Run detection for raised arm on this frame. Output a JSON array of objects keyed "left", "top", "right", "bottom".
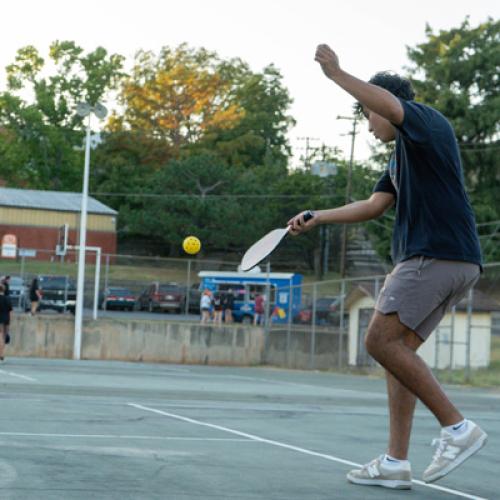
[
  {"left": 287, "top": 192, "right": 395, "bottom": 235},
  {"left": 315, "top": 44, "right": 404, "bottom": 125}
]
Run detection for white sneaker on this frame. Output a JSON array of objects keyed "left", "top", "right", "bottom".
[
  {"left": 423, "top": 421, "right": 487, "bottom": 483},
  {"left": 347, "top": 455, "right": 412, "bottom": 490}
]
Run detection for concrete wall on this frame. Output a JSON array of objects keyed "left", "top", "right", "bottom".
[
  {"left": 265, "top": 327, "right": 348, "bottom": 370},
  {"left": 8, "top": 315, "right": 264, "bottom": 365}
]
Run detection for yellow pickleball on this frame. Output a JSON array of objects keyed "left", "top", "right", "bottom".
[{"left": 183, "top": 236, "right": 201, "bottom": 255}]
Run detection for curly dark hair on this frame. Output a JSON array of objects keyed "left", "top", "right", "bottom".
[
  {"left": 370, "top": 71, "right": 415, "bottom": 99},
  {"left": 355, "top": 71, "right": 415, "bottom": 116}
]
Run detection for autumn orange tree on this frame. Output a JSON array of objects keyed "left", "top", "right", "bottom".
[{"left": 93, "top": 44, "right": 296, "bottom": 256}]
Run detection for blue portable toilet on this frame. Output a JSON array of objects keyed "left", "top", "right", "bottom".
[{"left": 198, "top": 271, "right": 302, "bottom": 324}]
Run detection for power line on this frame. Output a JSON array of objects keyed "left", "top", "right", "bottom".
[{"left": 90, "top": 192, "right": 340, "bottom": 199}]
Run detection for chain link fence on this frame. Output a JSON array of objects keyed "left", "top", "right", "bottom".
[{"left": 1, "top": 250, "right": 499, "bottom": 381}]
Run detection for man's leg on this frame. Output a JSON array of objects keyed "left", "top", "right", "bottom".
[
  {"left": 385, "top": 327, "right": 421, "bottom": 459},
  {"left": 366, "top": 311, "right": 462, "bottom": 426},
  {"left": 386, "top": 371, "right": 416, "bottom": 459}
]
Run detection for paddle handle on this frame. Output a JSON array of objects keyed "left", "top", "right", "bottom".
[{"left": 303, "top": 210, "right": 314, "bottom": 222}]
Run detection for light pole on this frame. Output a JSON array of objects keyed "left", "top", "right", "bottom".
[
  {"left": 337, "top": 115, "right": 358, "bottom": 278},
  {"left": 73, "top": 102, "right": 107, "bottom": 360}
]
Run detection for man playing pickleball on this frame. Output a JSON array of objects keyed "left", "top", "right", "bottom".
[{"left": 288, "top": 44, "right": 487, "bottom": 489}]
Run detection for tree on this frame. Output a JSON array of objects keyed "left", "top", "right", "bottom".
[
  {"left": 109, "top": 45, "right": 245, "bottom": 147},
  {"left": 406, "top": 17, "right": 500, "bottom": 260},
  {"left": 108, "top": 44, "right": 294, "bottom": 168},
  {"left": 363, "top": 18, "right": 500, "bottom": 263},
  {"left": 96, "top": 44, "right": 296, "bottom": 254},
  {"left": 119, "top": 153, "right": 242, "bottom": 256},
  {"left": 0, "top": 41, "right": 124, "bottom": 190}
]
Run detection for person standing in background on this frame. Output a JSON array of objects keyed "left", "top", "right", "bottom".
[
  {"left": 29, "top": 278, "right": 41, "bottom": 316},
  {"left": 223, "top": 289, "right": 234, "bottom": 324},
  {"left": 254, "top": 293, "right": 265, "bottom": 326},
  {"left": 0, "top": 284, "right": 12, "bottom": 361},
  {"left": 200, "top": 290, "right": 212, "bottom": 324},
  {"left": 2, "top": 276, "right": 10, "bottom": 297}
]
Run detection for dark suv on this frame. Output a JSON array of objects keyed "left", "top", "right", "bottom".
[
  {"left": 36, "top": 275, "right": 77, "bottom": 314},
  {"left": 137, "top": 282, "right": 187, "bottom": 313}
]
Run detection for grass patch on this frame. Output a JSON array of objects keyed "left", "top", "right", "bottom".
[
  {"left": 0, "top": 258, "right": 201, "bottom": 286},
  {"left": 1, "top": 257, "right": 347, "bottom": 289}
]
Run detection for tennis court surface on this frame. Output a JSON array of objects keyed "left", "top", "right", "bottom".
[{"left": 0, "top": 358, "right": 498, "bottom": 499}]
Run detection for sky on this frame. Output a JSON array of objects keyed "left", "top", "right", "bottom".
[{"left": 2, "top": 0, "right": 499, "bottom": 167}]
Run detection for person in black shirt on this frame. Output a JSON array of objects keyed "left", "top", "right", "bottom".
[
  {"left": 0, "top": 284, "right": 12, "bottom": 361},
  {"left": 2, "top": 276, "right": 10, "bottom": 296},
  {"left": 288, "top": 44, "right": 486, "bottom": 488},
  {"left": 29, "top": 278, "right": 41, "bottom": 316},
  {"left": 222, "top": 289, "right": 235, "bottom": 324}
]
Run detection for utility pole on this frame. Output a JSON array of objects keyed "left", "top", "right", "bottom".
[
  {"left": 296, "top": 136, "right": 319, "bottom": 169},
  {"left": 310, "top": 145, "right": 338, "bottom": 279},
  {"left": 337, "top": 115, "right": 358, "bottom": 278}
]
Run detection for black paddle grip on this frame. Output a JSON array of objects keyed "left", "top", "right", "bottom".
[{"left": 303, "top": 210, "right": 315, "bottom": 223}]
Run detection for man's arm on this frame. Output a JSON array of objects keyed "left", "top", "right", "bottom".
[
  {"left": 315, "top": 44, "right": 404, "bottom": 125},
  {"left": 287, "top": 192, "right": 395, "bottom": 235}
]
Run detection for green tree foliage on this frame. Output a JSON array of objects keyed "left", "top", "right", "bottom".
[
  {"left": 93, "top": 44, "right": 297, "bottom": 257},
  {"left": 406, "top": 17, "right": 500, "bottom": 261},
  {"left": 122, "top": 154, "right": 242, "bottom": 256},
  {"left": 0, "top": 41, "right": 124, "bottom": 189},
  {"left": 364, "top": 18, "right": 500, "bottom": 263}
]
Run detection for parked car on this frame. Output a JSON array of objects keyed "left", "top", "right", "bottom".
[
  {"left": 137, "top": 282, "right": 187, "bottom": 313},
  {"left": 99, "top": 287, "right": 136, "bottom": 311},
  {"left": 27, "top": 275, "right": 77, "bottom": 314},
  {"left": 293, "top": 296, "right": 346, "bottom": 325},
  {"left": 6, "top": 276, "right": 26, "bottom": 308}
]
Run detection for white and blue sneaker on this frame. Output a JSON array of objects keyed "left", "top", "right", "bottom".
[
  {"left": 423, "top": 420, "right": 487, "bottom": 483},
  {"left": 347, "top": 455, "right": 412, "bottom": 489}
]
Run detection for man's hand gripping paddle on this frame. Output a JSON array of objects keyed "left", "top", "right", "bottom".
[{"left": 240, "top": 211, "right": 314, "bottom": 272}]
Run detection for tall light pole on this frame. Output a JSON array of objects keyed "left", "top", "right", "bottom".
[
  {"left": 337, "top": 115, "right": 358, "bottom": 278},
  {"left": 73, "top": 102, "right": 107, "bottom": 360}
]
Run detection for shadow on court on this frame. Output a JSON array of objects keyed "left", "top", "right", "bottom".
[{"left": 0, "top": 358, "right": 497, "bottom": 499}]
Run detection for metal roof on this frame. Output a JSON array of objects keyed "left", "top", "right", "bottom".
[{"left": 0, "top": 187, "right": 117, "bottom": 215}]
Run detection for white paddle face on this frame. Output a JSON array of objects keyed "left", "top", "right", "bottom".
[
  {"left": 240, "top": 227, "right": 290, "bottom": 271},
  {"left": 240, "top": 211, "right": 314, "bottom": 272}
]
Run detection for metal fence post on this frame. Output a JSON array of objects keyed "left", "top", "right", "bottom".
[
  {"left": 286, "top": 279, "right": 293, "bottom": 368},
  {"left": 374, "top": 277, "right": 380, "bottom": 299},
  {"left": 310, "top": 283, "right": 317, "bottom": 370},
  {"left": 184, "top": 259, "right": 192, "bottom": 316},
  {"left": 465, "top": 288, "right": 473, "bottom": 383},
  {"left": 104, "top": 254, "right": 110, "bottom": 291},
  {"left": 263, "top": 261, "right": 272, "bottom": 364},
  {"left": 435, "top": 326, "right": 440, "bottom": 369},
  {"left": 93, "top": 248, "right": 101, "bottom": 320},
  {"left": 20, "top": 255, "right": 25, "bottom": 283},
  {"left": 338, "top": 279, "right": 346, "bottom": 368},
  {"left": 64, "top": 274, "right": 69, "bottom": 314},
  {"left": 449, "top": 305, "right": 456, "bottom": 381}
]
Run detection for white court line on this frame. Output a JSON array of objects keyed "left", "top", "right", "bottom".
[
  {"left": 0, "top": 431, "right": 249, "bottom": 441},
  {"left": 0, "top": 369, "right": 37, "bottom": 382},
  {"left": 128, "top": 402, "right": 487, "bottom": 500}
]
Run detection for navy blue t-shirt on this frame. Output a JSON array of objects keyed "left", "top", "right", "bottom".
[{"left": 373, "top": 99, "right": 482, "bottom": 267}]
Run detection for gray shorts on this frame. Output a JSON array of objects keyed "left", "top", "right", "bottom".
[{"left": 375, "top": 256, "right": 480, "bottom": 340}]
